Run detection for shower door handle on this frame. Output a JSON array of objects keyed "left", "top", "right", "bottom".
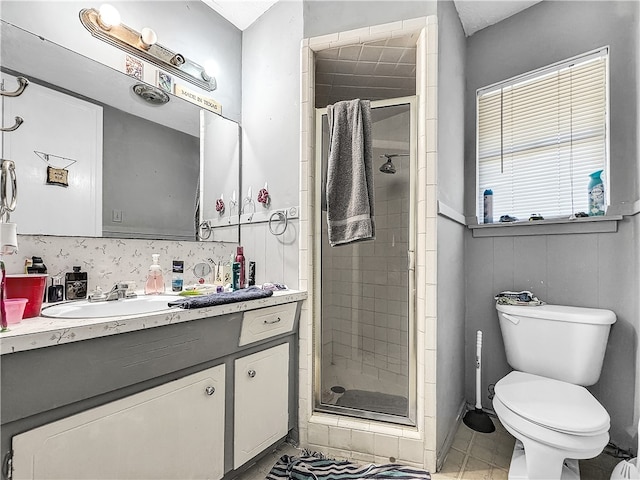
[{"left": 407, "top": 250, "right": 415, "bottom": 272}]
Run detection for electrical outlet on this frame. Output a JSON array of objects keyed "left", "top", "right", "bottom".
[{"left": 112, "top": 209, "right": 122, "bottom": 223}]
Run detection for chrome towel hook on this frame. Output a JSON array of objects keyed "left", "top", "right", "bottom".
[
  {"left": 0, "top": 76, "right": 29, "bottom": 97},
  {"left": 0, "top": 116, "right": 23, "bottom": 132}
]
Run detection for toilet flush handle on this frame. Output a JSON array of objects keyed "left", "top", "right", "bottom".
[{"left": 501, "top": 313, "right": 520, "bottom": 325}]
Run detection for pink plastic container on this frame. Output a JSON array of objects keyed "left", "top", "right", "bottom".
[
  {"left": 4, "top": 298, "right": 29, "bottom": 324},
  {"left": 5, "top": 274, "right": 47, "bottom": 318}
]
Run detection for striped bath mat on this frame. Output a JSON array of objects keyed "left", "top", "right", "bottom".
[{"left": 265, "top": 452, "right": 431, "bottom": 480}]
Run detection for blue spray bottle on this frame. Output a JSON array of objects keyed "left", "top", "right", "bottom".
[
  {"left": 588, "top": 170, "right": 605, "bottom": 216},
  {"left": 483, "top": 189, "right": 493, "bottom": 224}
]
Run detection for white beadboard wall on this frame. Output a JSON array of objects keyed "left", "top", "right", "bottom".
[{"left": 240, "top": 219, "right": 300, "bottom": 289}]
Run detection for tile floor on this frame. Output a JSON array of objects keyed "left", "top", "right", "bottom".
[
  {"left": 233, "top": 418, "right": 622, "bottom": 480},
  {"left": 433, "top": 418, "right": 620, "bottom": 479}
]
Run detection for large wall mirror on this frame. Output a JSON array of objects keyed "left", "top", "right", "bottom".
[{"left": 0, "top": 21, "right": 240, "bottom": 242}]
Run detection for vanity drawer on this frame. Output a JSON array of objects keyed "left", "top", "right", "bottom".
[{"left": 239, "top": 303, "right": 297, "bottom": 346}]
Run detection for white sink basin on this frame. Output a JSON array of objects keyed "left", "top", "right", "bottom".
[{"left": 41, "top": 295, "right": 179, "bottom": 319}]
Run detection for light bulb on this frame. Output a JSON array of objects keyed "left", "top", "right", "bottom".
[
  {"left": 139, "top": 27, "right": 157, "bottom": 49},
  {"left": 202, "top": 59, "right": 218, "bottom": 82},
  {"left": 98, "top": 4, "right": 120, "bottom": 30}
]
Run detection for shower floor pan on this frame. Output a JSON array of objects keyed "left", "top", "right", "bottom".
[{"left": 336, "top": 389, "right": 408, "bottom": 417}]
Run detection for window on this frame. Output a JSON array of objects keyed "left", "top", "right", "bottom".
[{"left": 476, "top": 48, "right": 609, "bottom": 223}]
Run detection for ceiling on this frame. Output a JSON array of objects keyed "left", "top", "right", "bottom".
[
  {"left": 201, "top": 0, "right": 278, "bottom": 30},
  {"left": 452, "top": 0, "right": 542, "bottom": 36},
  {"left": 315, "top": 34, "right": 418, "bottom": 107},
  {"left": 202, "top": 0, "right": 543, "bottom": 35}
]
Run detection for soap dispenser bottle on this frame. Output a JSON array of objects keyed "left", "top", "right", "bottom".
[{"left": 144, "top": 254, "right": 165, "bottom": 295}]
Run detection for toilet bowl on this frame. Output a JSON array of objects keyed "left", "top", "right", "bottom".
[
  {"left": 493, "top": 371, "right": 609, "bottom": 479},
  {"left": 493, "top": 303, "right": 616, "bottom": 480}
]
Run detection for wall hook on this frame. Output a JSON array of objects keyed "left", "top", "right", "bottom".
[
  {"left": 0, "top": 76, "right": 29, "bottom": 97},
  {"left": 0, "top": 116, "right": 24, "bottom": 132}
]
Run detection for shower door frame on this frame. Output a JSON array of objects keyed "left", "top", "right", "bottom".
[{"left": 313, "top": 96, "right": 418, "bottom": 426}]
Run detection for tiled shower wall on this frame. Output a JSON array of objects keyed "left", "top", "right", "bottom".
[
  {"left": 2, "top": 235, "right": 236, "bottom": 294},
  {"left": 321, "top": 109, "right": 410, "bottom": 397}
]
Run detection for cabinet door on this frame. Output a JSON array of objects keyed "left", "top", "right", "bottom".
[
  {"left": 234, "top": 343, "right": 289, "bottom": 469},
  {"left": 12, "top": 365, "right": 225, "bottom": 480}
]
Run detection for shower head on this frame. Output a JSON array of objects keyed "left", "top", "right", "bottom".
[
  {"left": 379, "top": 153, "right": 409, "bottom": 174},
  {"left": 379, "top": 158, "right": 396, "bottom": 174}
]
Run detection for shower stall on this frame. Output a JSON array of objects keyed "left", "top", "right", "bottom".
[{"left": 315, "top": 97, "right": 416, "bottom": 425}]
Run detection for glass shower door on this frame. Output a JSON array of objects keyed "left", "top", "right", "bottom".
[{"left": 315, "top": 97, "right": 416, "bottom": 425}]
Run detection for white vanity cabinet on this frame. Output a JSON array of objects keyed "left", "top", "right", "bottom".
[
  {"left": 11, "top": 365, "right": 226, "bottom": 480},
  {"left": 234, "top": 343, "right": 289, "bottom": 468},
  {"left": 1, "top": 298, "right": 302, "bottom": 480}
]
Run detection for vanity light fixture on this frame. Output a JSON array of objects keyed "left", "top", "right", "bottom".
[{"left": 79, "top": 5, "right": 217, "bottom": 91}]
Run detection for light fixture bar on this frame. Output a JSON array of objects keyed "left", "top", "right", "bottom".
[{"left": 79, "top": 8, "right": 216, "bottom": 92}]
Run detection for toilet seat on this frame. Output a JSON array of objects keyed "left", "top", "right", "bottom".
[
  {"left": 494, "top": 395, "right": 609, "bottom": 454},
  {"left": 494, "top": 371, "right": 609, "bottom": 436}
]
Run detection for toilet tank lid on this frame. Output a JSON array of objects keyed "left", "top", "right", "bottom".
[{"left": 496, "top": 303, "right": 616, "bottom": 325}]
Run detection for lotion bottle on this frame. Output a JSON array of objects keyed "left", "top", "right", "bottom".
[{"left": 144, "top": 253, "right": 165, "bottom": 295}]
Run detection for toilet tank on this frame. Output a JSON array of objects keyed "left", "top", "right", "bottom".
[{"left": 496, "top": 303, "right": 616, "bottom": 386}]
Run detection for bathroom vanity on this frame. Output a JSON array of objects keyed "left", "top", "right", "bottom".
[{"left": 0, "top": 291, "right": 306, "bottom": 480}]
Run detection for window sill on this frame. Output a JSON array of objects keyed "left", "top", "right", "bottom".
[{"left": 468, "top": 215, "right": 623, "bottom": 237}]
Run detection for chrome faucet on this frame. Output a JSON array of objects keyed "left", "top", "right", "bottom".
[{"left": 88, "top": 283, "right": 137, "bottom": 302}]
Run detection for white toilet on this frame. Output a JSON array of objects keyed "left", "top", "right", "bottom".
[{"left": 493, "top": 303, "right": 616, "bottom": 480}]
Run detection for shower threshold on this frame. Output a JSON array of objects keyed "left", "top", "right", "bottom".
[{"left": 315, "top": 403, "right": 415, "bottom": 427}]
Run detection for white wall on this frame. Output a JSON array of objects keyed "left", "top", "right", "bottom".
[
  {"left": 241, "top": 0, "right": 304, "bottom": 288},
  {"left": 464, "top": 0, "right": 640, "bottom": 451}
]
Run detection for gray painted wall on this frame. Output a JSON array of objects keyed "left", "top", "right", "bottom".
[
  {"left": 435, "top": 0, "right": 466, "bottom": 459},
  {"left": 102, "top": 106, "right": 199, "bottom": 240},
  {"left": 302, "top": 0, "right": 436, "bottom": 38},
  {"left": 464, "top": 1, "right": 639, "bottom": 451}
]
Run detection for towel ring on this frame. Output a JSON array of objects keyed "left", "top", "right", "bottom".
[
  {"left": 1, "top": 159, "right": 17, "bottom": 216},
  {"left": 268, "top": 211, "right": 288, "bottom": 236},
  {"left": 198, "top": 220, "right": 212, "bottom": 240}
]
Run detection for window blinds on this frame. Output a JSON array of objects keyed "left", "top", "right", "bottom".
[{"left": 476, "top": 49, "right": 608, "bottom": 222}]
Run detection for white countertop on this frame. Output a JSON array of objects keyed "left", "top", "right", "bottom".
[{"left": 0, "top": 290, "right": 307, "bottom": 355}]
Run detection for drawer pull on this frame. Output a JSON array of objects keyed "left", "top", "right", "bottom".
[
  {"left": 205, "top": 386, "right": 216, "bottom": 396},
  {"left": 263, "top": 316, "right": 282, "bottom": 325},
  {"left": 247, "top": 369, "right": 256, "bottom": 378}
]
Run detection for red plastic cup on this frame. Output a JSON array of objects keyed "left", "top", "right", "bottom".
[{"left": 5, "top": 274, "right": 48, "bottom": 318}]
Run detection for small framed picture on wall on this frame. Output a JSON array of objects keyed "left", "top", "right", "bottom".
[
  {"left": 125, "top": 55, "right": 143, "bottom": 80},
  {"left": 157, "top": 71, "right": 173, "bottom": 93}
]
